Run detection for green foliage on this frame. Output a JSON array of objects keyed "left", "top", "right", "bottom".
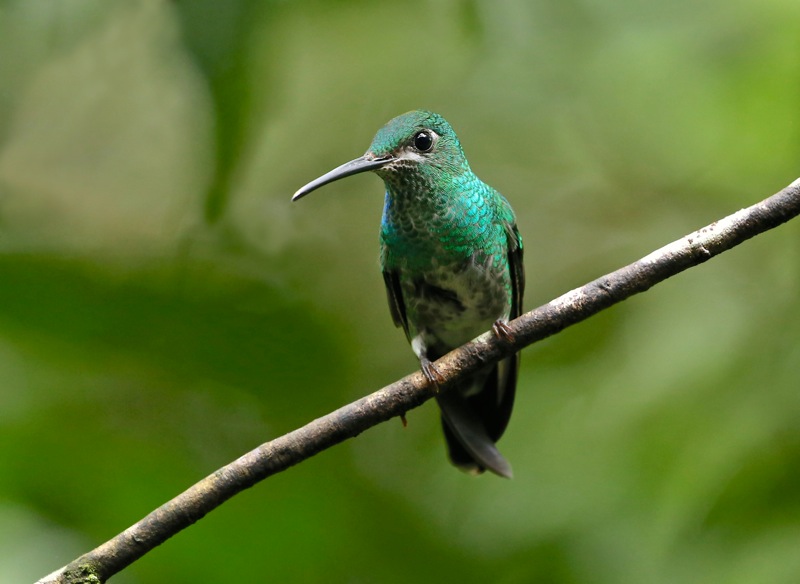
[{"left": 1, "top": 0, "right": 799, "bottom": 582}]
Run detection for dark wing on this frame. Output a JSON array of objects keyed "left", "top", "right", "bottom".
[
  {"left": 487, "top": 220, "right": 525, "bottom": 439},
  {"left": 382, "top": 270, "right": 410, "bottom": 341},
  {"left": 505, "top": 221, "right": 525, "bottom": 320}
]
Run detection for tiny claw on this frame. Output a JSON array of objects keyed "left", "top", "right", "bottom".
[
  {"left": 420, "top": 357, "right": 446, "bottom": 392},
  {"left": 400, "top": 413, "right": 408, "bottom": 428},
  {"left": 493, "top": 319, "right": 515, "bottom": 343}
]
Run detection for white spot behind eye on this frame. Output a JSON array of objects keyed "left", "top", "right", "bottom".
[{"left": 399, "top": 149, "right": 427, "bottom": 163}]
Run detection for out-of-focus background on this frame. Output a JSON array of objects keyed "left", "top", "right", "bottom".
[{"left": 2, "top": 1, "right": 799, "bottom": 582}]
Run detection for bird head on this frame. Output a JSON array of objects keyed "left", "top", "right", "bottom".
[{"left": 292, "top": 110, "right": 469, "bottom": 201}]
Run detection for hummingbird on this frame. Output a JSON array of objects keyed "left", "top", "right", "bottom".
[{"left": 292, "top": 110, "right": 524, "bottom": 478}]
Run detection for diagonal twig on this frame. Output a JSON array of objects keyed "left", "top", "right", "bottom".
[{"left": 37, "top": 178, "right": 800, "bottom": 584}]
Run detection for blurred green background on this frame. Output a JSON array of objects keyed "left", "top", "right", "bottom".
[{"left": 1, "top": 0, "right": 799, "bottom": 582}]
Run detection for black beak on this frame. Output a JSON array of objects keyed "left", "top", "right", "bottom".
[{"left": 291, "top": 155, "right": 393, "bottom": 201}]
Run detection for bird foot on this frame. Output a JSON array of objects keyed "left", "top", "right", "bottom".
[
  {"left": 420, "top": 358, "right": 446, "bottom": 392},
  {"left": 492, "top": 319, "right": 515, "bottom": 343}
]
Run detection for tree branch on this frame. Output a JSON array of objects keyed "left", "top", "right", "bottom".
[{"left": 37, "top": 178, "right": 800, "bottom": 584}]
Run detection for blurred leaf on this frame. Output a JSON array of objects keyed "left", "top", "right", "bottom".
[{"left": 172, "top": 0, "right": 278, "bottom": 223}]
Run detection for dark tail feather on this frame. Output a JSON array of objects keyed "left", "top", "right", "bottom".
[
  {"left": 437, "top": 380, "right": 513, "bottom": 479},
  {"left": 475, "top": 354, "right": 518, "bottom": 441}
]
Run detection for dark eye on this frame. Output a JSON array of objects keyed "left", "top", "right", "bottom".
[{"left": 413, "top": 130, "right": 434, "bottom": 152}]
